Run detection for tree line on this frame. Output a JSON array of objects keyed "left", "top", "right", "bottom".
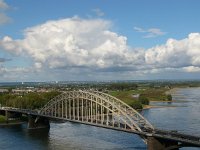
[{"left": 0, "top": 91, "right": 60, "bottom": 109}]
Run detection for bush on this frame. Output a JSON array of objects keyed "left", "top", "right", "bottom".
[
  {"left": 130, "top": 100, "right": 143, "bottom": 110},
  {"left": 166, "top": 94, "right": 172, "bottom": 101},
  {"left": 0, "top": 115, "right": 6, "bottom": 123},
  {"left": 138, "top": 95, "right": 149, "bottom": 105}
]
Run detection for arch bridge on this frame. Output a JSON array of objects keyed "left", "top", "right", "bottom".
[{"left": 39, "top": 90, "right": 153, "bottom": 133}]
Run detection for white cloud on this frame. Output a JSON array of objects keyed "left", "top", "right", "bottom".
[
  {"left": 0, "top": 17, "right": 200, "bottom": 80},
  {"left": 134, "top": 26, "right": 166, "bottom": 38},
  {"left": 92, "top": 8, "right": 105, "bottom": 17},
  {"left": 0, "top": 17, "right": 143, "bottom": 71},
  {"left": 145, "top": 33, "right": 200, "bottom": 69}
]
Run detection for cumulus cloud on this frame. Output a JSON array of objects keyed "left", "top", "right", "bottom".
[
  {"left": 145, "top": 33, "right": 200, "bottom": 71},
  {"left": 0, "top": 17, "right": 144, "bottom": 71},
  {"left": 134, "top": 26, "right": 166, "bottom": 38},
  {"left": 0, "top": 17, "right": 200, "bottom": 81}
]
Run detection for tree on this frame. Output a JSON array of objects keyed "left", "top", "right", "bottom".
[
  {"left": 166, "top": 94, "right": 172, "bottom": 101},
  {"left": 108, "top": 83, "right": 138, "bottom": 91},
  {"left": 138, "top": 95, "right": 149, "bottom": 105},
  {"left": 130, "top": 100, "right": 143, "bottom": 109}
]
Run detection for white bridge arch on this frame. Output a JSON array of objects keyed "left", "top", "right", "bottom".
[{"left": 39, "top": 90, "right": 154, "bottom": 132}]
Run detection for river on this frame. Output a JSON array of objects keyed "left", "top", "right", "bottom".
[{"left": 0, "top": 87, "right": 200, "bottom": 150}]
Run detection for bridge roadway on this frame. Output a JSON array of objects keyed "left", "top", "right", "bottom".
[{"left": 1, "top": 106, "right": 200, "bottom": 149}]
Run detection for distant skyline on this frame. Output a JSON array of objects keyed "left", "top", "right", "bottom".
[{"left": 0, "top": 0, "right": 200, "bottom": 81}]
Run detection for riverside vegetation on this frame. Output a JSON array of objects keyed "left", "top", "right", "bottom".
[
  {"left": 0, "top": 91, "right": 60, "bottom": 109},
  {"left": 0, "top": 115, "right": 6, "bottom": 123}
]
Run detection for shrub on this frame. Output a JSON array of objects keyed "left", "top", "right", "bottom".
[
  {"left": 166, "top": 94, "right": 172, "bottom": 101},
  {"left": 0, "top": 115, "right": 6, "bottom": 123},
  {"left": 130, "top": 100, "right": 143, "bottom": 110},
  {"left": 138, "top": 95, "right": 149, "bottom": 105}
]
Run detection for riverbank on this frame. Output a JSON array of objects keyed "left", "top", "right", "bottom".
[
  {"left": 0, "top": 122, "right": 25, "bottom": 127},
  {"left": 143, "top": 104, "right": 178, "bottom": 109},
  {"left": 0, "top": 115, "right": 25, "bottom": 127}
]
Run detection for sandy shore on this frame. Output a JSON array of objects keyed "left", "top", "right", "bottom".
[
  {"left": 143, "top": 105, "right": 177, "bottom": 109},
  {"left": 150, "top": 100, "right": 175, "bottom": 102}
]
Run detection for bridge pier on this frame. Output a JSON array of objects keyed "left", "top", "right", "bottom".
[
  {"left": 28, "top": 115, "right": 50, "bottom": 129},
  {"left": 147, "top": 136, "right": 179, "bottom": 150},
  {"left": 5, "top": 110, "right": 9, "bottom": 123}
]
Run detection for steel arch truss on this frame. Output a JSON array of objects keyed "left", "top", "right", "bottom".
[{"left": 39, "top": 91, "right": 154, "bottom": 132}]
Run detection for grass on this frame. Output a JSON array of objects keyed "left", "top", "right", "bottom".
[
  {"left": 108, "top": 90, "right": 142, "bottom": 109},
  {"left": 109, "top": 88, "right": 170, "bottom": 103},
  {"left": 109, "top": 90, "right": 136, "bottom": 105},
  {"left": 0, "top": 115, "right": 24, "bottom": 124},
  {"left": 0, "top": 115, "right": 6, "bottom": 123},
  {"left": 141, "top": 88, "right": 169, "bottom": 101}
]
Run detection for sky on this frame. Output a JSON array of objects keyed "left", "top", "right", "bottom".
[{"left": 0, "top": 0, "right": 200, "bottom": 81}]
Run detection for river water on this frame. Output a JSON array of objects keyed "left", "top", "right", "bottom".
[{"left": 0, "top": 88, "right": 200, "bottom": 150}]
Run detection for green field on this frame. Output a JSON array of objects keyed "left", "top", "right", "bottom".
[
  {"left": 140, "top": 88, "right": 170, "bottom": 101},
  {"left": 109, "top": 90, "right": 143, "bottom": 109},
  {"left": 108, "top": 87, "right": 171, "bottom": 109}
]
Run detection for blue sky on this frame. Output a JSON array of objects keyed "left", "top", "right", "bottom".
[{"left": 0, "top": 0, "right": 200, "bottom": 81}]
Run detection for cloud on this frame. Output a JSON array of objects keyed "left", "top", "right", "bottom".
[
  {"left": 0, "top": 17, "right": 200, "bottom": 81},
  {"left": 0, "top": 57, "right": 11, "bottom": 62},
  {"left": 0, "top": 65, "right": 32, "bottom": 81},
  {"left": 134, "top": 26, "right": 166, "bottom": 38},
  {"left": 0, "top": 0, "right": 11, "bottom": 25},
  {"left": 183, "top": 66, "right": 200, "bottom": 72},
  {"left": 145, "top": 33, "right": 200, "bottom": 70},
  {"left": 92, "top": 8, "right": 105, "bottom": 17},
  {"left": 0, "top": 13, "right": 11, "bottom": 24},
  {"left": 0, "top": 0, "right": 8, "bottom": 10},
  {"left": 0, "top": 17, "right": 143, "bottom": 71}
]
